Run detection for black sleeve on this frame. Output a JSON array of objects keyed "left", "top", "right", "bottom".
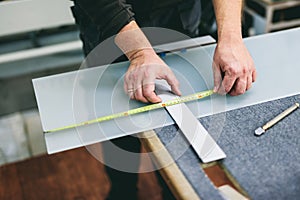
[{"left": 74, "top": 0, "right": 135, "bottom": 39}]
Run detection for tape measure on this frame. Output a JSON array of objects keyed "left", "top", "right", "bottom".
[{"left": 45, "top": 89, "right": 214, "bottom": 133}]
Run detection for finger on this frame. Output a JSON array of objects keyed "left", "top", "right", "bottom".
[
  {"left": 246, "top": 75, "right": 252, "bottom": 91},
  {"left": 229, "top": 77, "right": 247, "bottom": 96},
  {"left": 252, "top": 68, "right": 257, "bottom": 82},
  {"left": 142, "top": 83, "right": 161, "bottom": 103},
  {"left": 212, "top": 63, "right": 222, "bottom": 93},
  {"left": 133, "top": 86, "right": 148, "bottom": 103},
  {"left": 125, "top": 82, "right": 134, "bottom": 99},
  {"left": 126, "top": 72, "right": 135, "bottom": 99},
  {"left": 163, "top": 71, "right": 181, "bottom": 96},
  {"left": 221, "top": 71, "right": 237, "bottom": 95},
  {"left": 124, "top": 73, "right": 131, "bottom": 95},
  {"left": 132, "top": 71, "right": 148, "bottom": 102},
  {"left": 128, "top": 90, "right": 134, "bottom": 99},
  {"left": 142, "top": 72, "right": 162, "bottom": 103}
]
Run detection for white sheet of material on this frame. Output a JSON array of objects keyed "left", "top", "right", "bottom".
[{"left": 33, "top": 28, "right": 300, "bottom": 154}]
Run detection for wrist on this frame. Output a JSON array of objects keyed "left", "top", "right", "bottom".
[
  {"left": 218, "top": 28, "right": 242, "bottom": 44},
  {"left": 127, "top": 48, "right": 156, "bottom": 61}
]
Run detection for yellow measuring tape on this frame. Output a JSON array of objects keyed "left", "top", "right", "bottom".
[{"left": 45, "top": 89, "right": 214, "bottom": 133}]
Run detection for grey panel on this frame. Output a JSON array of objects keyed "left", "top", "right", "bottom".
[{"left": 33, "top": 28, "right": 300, "bottom": 154}]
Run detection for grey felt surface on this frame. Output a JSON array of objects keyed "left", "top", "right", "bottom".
[
  {"left": 155, "top": 125, "right": 225, "bottom": 200},
  {"left": 215, "top": 94, "right": 300, "bottom": 200},
  {"left": 157, "top": 94, "right": 300, "bottom": 199}
]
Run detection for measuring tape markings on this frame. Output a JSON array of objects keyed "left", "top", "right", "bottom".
[{"left": 45, "top": 90, "right": 214, "bottom": 133}]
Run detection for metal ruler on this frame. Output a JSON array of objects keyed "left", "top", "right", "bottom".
[{"left": 156, "top": 81, "right": 226, "bottom": 163}]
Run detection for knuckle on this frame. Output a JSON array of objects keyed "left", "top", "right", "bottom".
[
  {"left": 136, "top": 84, "right": 142, "bottom": 90},
  {"left": 242, "top": 67, "right": 248, "bottom": 74},
  {"left": 228, "top": 67, "right": 238, "bottom": 76},
  {"left": 128, "top": 72, "right": 134, "bottom": 80},
  {"left": 236, "top": 86, "right": 246, "bottom": 95},
  {"left": 143, "top": 70, "right": 150, "bottom": 78},
  {"left": 135, "top": 93, "right": 142, "bottom": 100},
  {"left": 172, "top": 79, "right": 180, "bottom": 87},
  {"left": 125, "top": 73, "right": 130, "bottom": 81},
  {"left": 225, "top": 87, "right": 231, "bottom": 93},
  {"left": 132, "top": 72, "right": 139, "bottom": 81},
  {"left": 222, "top": 83, "right": 230, "bottom": 93}
]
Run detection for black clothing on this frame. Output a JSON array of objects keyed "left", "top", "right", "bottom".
[
  {"left": 72, "top": 0, "right": 200, "bottom": 44},
  {"left": 71, "top": 1, "right": 201, "bottom": 199},
  {"left": 73, "top": 0, "right": 135, "bottom": 41}
]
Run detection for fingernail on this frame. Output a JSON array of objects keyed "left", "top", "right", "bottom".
[
  {"left": 177, "top": 90, "right": 182, "bottom": 96},
  {"left": 155, "top": 97, "right": 162, "bottom": 103},
  {"left": 213, "top": 86, "right": 217, "bottom": 92}
]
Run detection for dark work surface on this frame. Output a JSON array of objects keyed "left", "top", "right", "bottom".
[
  {"left": 155, "top": 125, "right": 225, "bottom": 200},
  {"left": 156, "top": 94, "right": 300, "bottom": 200}
]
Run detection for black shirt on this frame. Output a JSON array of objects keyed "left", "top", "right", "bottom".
[{"left": 72, "top": 0, "right": 182, "bottom": 40}]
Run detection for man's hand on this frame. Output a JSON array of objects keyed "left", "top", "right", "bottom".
[
  {"left": 115, "top": 21, "right": 181, "bottom": 103},
  {"left": 124, "top": 48, "right": 181, "bottom": 103},
  {"left": 213, "top": 0, "right": 257, "bottom": 96},
  {"left": 213, "top": 37, "right": 256, "bottom": 96}
]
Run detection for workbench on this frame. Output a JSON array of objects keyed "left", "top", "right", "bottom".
[
  {"left": 33, "top": 28, "right": 300, "bottom": 199},
  {"left": 245, "top": 0, "right": 300, "bottom": 34}
]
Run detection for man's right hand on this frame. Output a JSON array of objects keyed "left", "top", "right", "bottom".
[{"left": 124, "top": 48, "right": 181, "bottom": 103}]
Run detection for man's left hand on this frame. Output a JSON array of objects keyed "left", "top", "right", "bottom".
[{"left": 213, "top": 37, "right": 257, "bottom": 96}]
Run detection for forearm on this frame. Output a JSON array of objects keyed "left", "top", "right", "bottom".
[
  {"left": 213, "top": 0, "right": 243, "bottom": 41},
  {"left": 115, "top": 21, "right": 155, "bottom": 61}
]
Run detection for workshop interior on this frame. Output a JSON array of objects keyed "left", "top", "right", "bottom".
[{"left": 0, "top": 0, "right": 300, "bottom": 200}]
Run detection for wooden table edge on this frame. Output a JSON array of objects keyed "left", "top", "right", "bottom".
[{"left": 139, "top": 130, "right": 201, "bottom": 200}]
